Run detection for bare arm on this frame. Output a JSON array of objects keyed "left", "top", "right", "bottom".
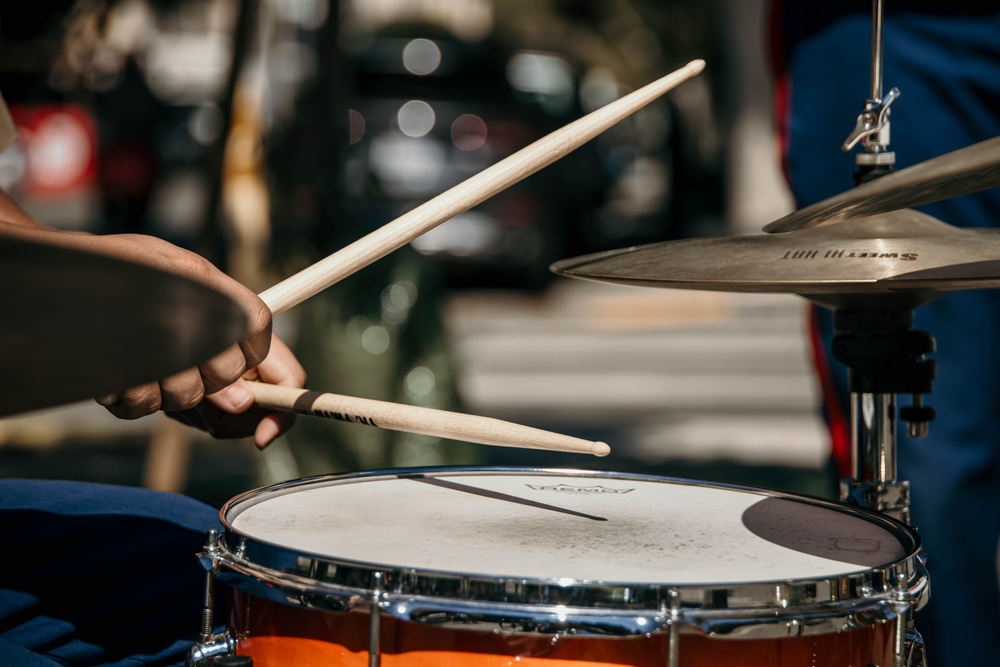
[{"left": 0, "top": 190, "right": 306, "bottom": 448}]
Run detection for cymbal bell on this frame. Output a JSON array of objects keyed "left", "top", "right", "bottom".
[
  {"left": 762, "top": 135, "right": 1000, "bottom": 233},
  {"left": 551, "top": 209, "right": 1000, "bottom": 311},
  {"left": 0, "top": 235, "right": 247, "bottom": 417}
]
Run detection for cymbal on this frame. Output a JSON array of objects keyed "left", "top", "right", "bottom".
[
  {"left": 762, "top": 135, "right": 1000, "bottom": 234},
  {"left": 551, "top": 208, "right": 1000, "bottom": 311},
  {"left": 0, "top": 235, "right": 247, "bottom": 417}
]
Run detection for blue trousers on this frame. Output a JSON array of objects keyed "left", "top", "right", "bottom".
[
  {"left": 0, "top": 479, "right": 221, "bottom": 666},
  {"left": 774, "top": 5, "right": 1000, "bottom": 664}
]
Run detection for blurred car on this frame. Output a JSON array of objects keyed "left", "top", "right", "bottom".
[
  {"left": 339, "top": 26, "right": 610, "bottom": 289},
  {"left": 0, "top": 102, "right": 101, "bottom": 231}
]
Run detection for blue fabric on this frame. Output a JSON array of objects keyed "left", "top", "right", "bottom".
[
  {"left": 0, "top": 479, "right": 222, "bottom": 666},
  {"left": 778, "top": 8, "right": 1000, "bottom": 665}
]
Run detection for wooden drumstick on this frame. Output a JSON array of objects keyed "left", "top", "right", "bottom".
[
  {"left": 258, "top": 60, "right": 706, "bottom": 314},
  {"left": 247, "top": 381, "right": 611, "bottom": 457}
]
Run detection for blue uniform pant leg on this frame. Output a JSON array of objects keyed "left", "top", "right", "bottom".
[{"left": 0, "top": 479, "right": 224, "bottom": 667}]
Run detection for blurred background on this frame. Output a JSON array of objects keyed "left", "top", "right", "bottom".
[{"left": 0, "top": 0, "right": 831, "bottom": 509}]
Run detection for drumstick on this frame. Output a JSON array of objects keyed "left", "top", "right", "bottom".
[
  {"left": 258, "top": 59, "right": 706, "bottom": 314},
  {"left": 247, "top": 381, "right": 611, "bottom": 457}
]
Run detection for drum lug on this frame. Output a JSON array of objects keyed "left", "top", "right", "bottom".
[
  {"left": 870, "top": 620, "right": 927, "bottom": 667},
  {"left": 892, "top": 569, "right": 928, "bottom": 667},
  {"left": 186, "top": 529, "right": 239, "bottom": 667}
]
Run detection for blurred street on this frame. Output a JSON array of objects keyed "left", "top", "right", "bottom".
[
  {"left": 0, "top": 0, "right": 835, "bottom": 507},
  {"left": 0, "top": 277, "right": 835, "bottom": 506}
]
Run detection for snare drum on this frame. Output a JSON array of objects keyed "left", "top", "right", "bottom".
[{"left": 196, "top": 468, "right": 929, "bottom": 666}]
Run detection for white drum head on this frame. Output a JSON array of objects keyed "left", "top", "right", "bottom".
[{"left": 225, "top": 468, "right": 911, "bottom": 585}]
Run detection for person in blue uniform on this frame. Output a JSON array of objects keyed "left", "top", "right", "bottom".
[{"left": 769, "top": 2, "right": 1000, "bottom": 664}]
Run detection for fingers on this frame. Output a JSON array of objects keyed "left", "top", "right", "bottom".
[
  {"left": 253, "top": 412, "right": 297, "bottom": 451},
  {"left": 158, "top": 367, "right": 206, "bottom": 411},
  {"left": 96, "top": 343, "right": 260, "bottom": 418},
  {"left": 96, "top": 383, "right": 162, "bottom": 419},
  {"left": 203, "top": 334, "right": 308, "bottom": 449},
  {"left": 198, "top": 344, "right": 257, "bottom": 396},
  {"left": 249, "top": 335, "right": 308, "bottom": 449}
]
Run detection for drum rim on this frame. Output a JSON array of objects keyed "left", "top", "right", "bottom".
[{"left": 213, "top": 466, "right": 928, "bottom": 637}]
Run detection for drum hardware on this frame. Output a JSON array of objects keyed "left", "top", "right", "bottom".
[
  {"left": 842, "top": 86, "right": 898, "bottom": 161},
  {"left": 842, "top": 0, "right": 898, "bottom": 184},
  {"left": 832, "top": 308, "right": 935, "bottom": 524},
  {"left": 666, "top": 590, "right": 681, "bottom": 667},
  {"left": 369, "top": 571, "right": 384, "bottom": 667},
  {"left": 186, "top": 530, "right": 238, "bottom": 667}
]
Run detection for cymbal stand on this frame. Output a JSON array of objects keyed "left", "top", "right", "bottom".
[{"left": 835, "top": 8, "right": 932, "bottom": 665}]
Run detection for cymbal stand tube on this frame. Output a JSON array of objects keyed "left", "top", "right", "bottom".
[
  {"left": 853, "top": 392, "right": 897, "bottom": 484},
  {"left": 847, "top": 392, "right": 910, "bottom": 524},
  {"left": 870, "top": 0, "right": 885, "bottom": 103}
]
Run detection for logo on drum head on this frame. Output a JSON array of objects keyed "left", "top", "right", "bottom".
[{"left": 527, "top": 484, "right": 634, "bottom": 494}]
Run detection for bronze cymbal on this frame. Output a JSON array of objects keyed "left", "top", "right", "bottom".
[
  {"left": 762, "top": 135, "right": 1000, "bottom": 234},
  {"left": 551, "top": 209, "right": 1000, "bottom": 311},
  {"left": 0, "top": 235, "right": 247, "bottom": 417}
]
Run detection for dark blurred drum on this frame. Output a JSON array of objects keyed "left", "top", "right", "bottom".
[{"left": 209, "top": 467, "right": 929, "bottom": 666}]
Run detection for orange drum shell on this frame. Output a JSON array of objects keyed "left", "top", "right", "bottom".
[{"left": 229, "top": 590, "right": 897, "bottom": 667}]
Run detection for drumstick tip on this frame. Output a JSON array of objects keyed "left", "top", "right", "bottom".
[
  {"left": 592, "top": 441, "right": 611, "bottom": 457},
  {"left": 686, "top": 59, "right": 706, "bottom": 73}
]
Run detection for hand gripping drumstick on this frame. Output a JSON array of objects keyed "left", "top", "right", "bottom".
[
  {"left": 247, "top": 381, "right": 611, "bottom": 457},
  {"left": 258, "top": 60, "right": 706, "bottom": 314}
]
